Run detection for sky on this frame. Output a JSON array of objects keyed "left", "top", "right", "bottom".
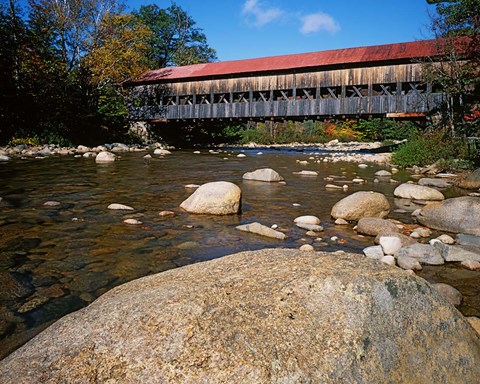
[{"left": 129, "top": 0, "right": 437, "bottom": 62}]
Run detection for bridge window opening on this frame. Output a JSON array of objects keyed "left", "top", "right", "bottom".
[
  {"left": 372, "top": 83, "right": 397, "bottom": 96},
  {"left": 273, "top": 90, "right": 291, "bottom": 101},
  {"left": 320, "top": 86, "right": 341, "bottom": 99},
  {"left": 252, "top": 91, "right": 270, "bottom": 102},
  {"left": 213, "top": 93, "right": 230, "bottom": 103},
  {"left": 300, "top": 88, "right": 315, "bottom": 100},
  {"left": 233, "top": 92, "right": 249, "bottom": 103},
  {"left": 346, "top": 85, "right": 367, "bottom": 98},
  {"left": 179, "top": 96, "right": 192, "bottom": 105},
  {"left": 163, "top": 96, "right": 176, "bottom": 106},
  {"left": 401, "top": 82, "right": 427, "bottom": 95},
  {"left": 198, "top": 95, "right": 211, "bottom": 104}
]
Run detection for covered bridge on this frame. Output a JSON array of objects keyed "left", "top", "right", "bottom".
[{"left": 125, "top": 38, "right": 455, "bottom": 122}]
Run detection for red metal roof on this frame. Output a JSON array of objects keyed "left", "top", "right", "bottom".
[{"left": 127, "top": 38, "right": 470, "bottom": 85}]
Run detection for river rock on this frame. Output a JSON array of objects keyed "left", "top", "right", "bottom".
[
  {"left": 374, "top": 232, "right": 416, "bottom": 248},
  {"left": 432, "top": 242, "right": 480, "bottom": 262},
  {"left": 299, "top": 244, "right": 314, "bottom": 251},
  {"left": 461, "top": 260, "right": 480, "bottom": 270},
  {"left": 236, "top": 222, "right": 286, "bottom": 240},
  {"left": 456, "top": 233, "right": 480, "bottom": 247},
  {"left": 363, "top": 245, "right": 384, "bottom": 260},
  {"left": 379, "top": 236, "right": 403, "bottom": 255},
  {"left": 107, "top": 203, "right": 134, "bottom": 211},
  {"left": 394, "top": 244, "right": 444, "bottom": 265},
  {"left": 410, "top": 227, "right": 432, "bottom": 238},
  {"left": 393, "top": 183, "right": 445, "bottom": 201},
  {"left": 295, "top": 223, "right": 324, "bottom": 232},
  {"left": 418, "top": 178, "right": 452, "bottom": 188},
  {"left": 2, "top": 249, "right": 479, "bottom": 383},
  {"left": 293, "top": 170, "right": 318, "bottom": 176},
  {"left": 431, "top": 283, "right": 463, "bottom": 306},
  {"left": 180, "top": 181, "right": 241, "bottom": 215},
  {"left": 0, "top": 155, "right": 11, "bottom": 161},
  {"left": 111, "top": 143, "right": 129, "bottom": 152},
  {"left": 294, "top": 215, "right": 321, "bottom": 225},
  {"left": 435, "top": 234, "right": 455, "bottom": 244},
  {"left": 242, "top": 168, "right": 284, "bottom": 182},
  {"left": 331, "top": 191, "right": 390, "bottom": 221},
  {"left": 123, "top": 219, "right": 142, "bottom": 225},
  {"left": 374, "top": 170, "right": 392, "bottom": 177},
  {"left": 153, "top": 148, "right": 171, "bottom": 155},
  {"left": 416, "top": 197, "right": 480, "bottom": 235},
  {"left": 380, "top": 255, "right": 396, "bottom": 266},
  {"left": 397, "top": 255, "right": 422, "bottom": 271},
  {"left": 356, "top": 217, "right": 399, "bottom": 236},
  {"left": 457, "top": 168, "right": 480, "bottom": 190},
  {"left": 334, "top": 218, "right": 349, "bottom": 225},
  {"left": 95, "top": 151, "right": 117, "bottom": 163}
]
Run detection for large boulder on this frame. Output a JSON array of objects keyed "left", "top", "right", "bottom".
[
  {"left": 393, "top": 183, "right": 445, "bottom": 201},
  {"left": 1, "top": 249, "right": 479, "bottom": 383},
  {"left": 180, "top": 181, "right": 241, "bottom": 215},
  {"left": 242, "top": 168, "right": 284, "bottom": 182},
  {"left": 416, "top": 196, "right": 480, "bottom": 235},
  {"left": 331, "top": 191, "right": 390, "bottom": 221},
  {"left": 457, "top": 168, "right": 480, "bottom": 190}
]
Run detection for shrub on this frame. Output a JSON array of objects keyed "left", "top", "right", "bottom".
[{"left": 392, "top": 132, "right": 471, "bottom": 167}]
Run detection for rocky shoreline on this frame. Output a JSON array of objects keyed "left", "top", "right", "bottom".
[{"left": 0, "top": 140, "right": 394, "bottom": 164}]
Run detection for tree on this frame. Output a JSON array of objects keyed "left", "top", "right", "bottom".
[
  {"left": 0, "top": 0, "right": 28, "bottom": 141},
  {"left": 134, "top": 2, "right": 217, "bottom": 68},
  {"left": 84, "top": 13, "right": 152, "bottom": 89},
  {"left": 425, "top": 0, "right": 480, "bottom": 137}
]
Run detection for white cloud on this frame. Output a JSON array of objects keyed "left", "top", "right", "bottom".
[
  {"left": 242, "top": 0, "right": 284, "bottom": 27},
  {"left": 300, "top": 12, "right": 340, "bottom": 35}
]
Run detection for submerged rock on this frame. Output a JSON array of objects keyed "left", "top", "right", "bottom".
[
  {"left": 236, "top": 222, "right": 286, "bottom": 240},
  {"left": 1, "top": 249, "right": 479, "bottom": 383},
  {"left": 180, "top": 181, "right": 241, "bottom": 215},
  {"left": 331, "top": 191, "right": 390, "bottom": 221}
]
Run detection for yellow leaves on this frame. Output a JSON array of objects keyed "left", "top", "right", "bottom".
[{"left": 83, "top": 13, "right": 152, "bottom": 88}]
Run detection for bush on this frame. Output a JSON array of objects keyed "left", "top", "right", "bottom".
[{"left": 392, "top": 132, "right": 471, "bottom": 167}]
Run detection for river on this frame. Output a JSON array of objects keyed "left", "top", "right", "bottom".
[{"left": 0, "top": 147, "right": 479, "bottom": 359}]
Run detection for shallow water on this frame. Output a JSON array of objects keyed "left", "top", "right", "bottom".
[{"left": 0, "top": 148, "right": 478, "bottom": 358}]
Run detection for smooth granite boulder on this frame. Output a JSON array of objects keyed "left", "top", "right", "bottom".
[
  {"left": 242, "top": 168, "right": 284, "bottom": 182},
  {"left": 1, "top": 249, "right": 479, "bottom": 383},
  {"left": 393, "top": 183, "right": 445, "bottom": 201},
  {"left": 417, "top": 196, "right": 480, "bottom": 235},
  {"left": 331, "top": 191, "right": 390, "bottom": 221},
  {"left": 180, "top": 181, "right": 241, "bottom": 215}
]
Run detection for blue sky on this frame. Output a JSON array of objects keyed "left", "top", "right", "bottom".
[{"left": 130, "top": 0, "right": 437, "bottom": 62}]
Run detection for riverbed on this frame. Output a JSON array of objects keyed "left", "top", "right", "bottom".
[{"left": 0, "top": 147, "right": 478, "bottom": 359}]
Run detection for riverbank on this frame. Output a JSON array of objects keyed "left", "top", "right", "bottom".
[{"left": 0, "top": 140, "right": 393, "bottom": 164}]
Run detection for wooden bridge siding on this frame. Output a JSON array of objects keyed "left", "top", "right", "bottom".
[
  {"left": 165, "top": 63, "right": 425, "bottom": 96},
  {"left": 148, "top": 93, "right": 444, "bottom": 121},
  {"left": 127, "top": 62, "right": 447, "bottom": 121}
]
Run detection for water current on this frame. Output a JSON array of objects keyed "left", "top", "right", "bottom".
[{"left": 0, "top": 147, "right": 479, "bottom": 359}]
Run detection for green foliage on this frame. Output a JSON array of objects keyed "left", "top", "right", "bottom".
[
  {"left": 134, "top": 3, "right": 217, "bottom": 68},
  {"left": 213, "top": 119, "right": 420, "bottom": 145},
  {"left": 392, "top": 131, "right": 472, "bottom": 167},
  {"left": 356, "top": 119, "right": 418, "bottom": 141},
  {"left": 0, "top": 1, "right": 217, "bottom": 145}
]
